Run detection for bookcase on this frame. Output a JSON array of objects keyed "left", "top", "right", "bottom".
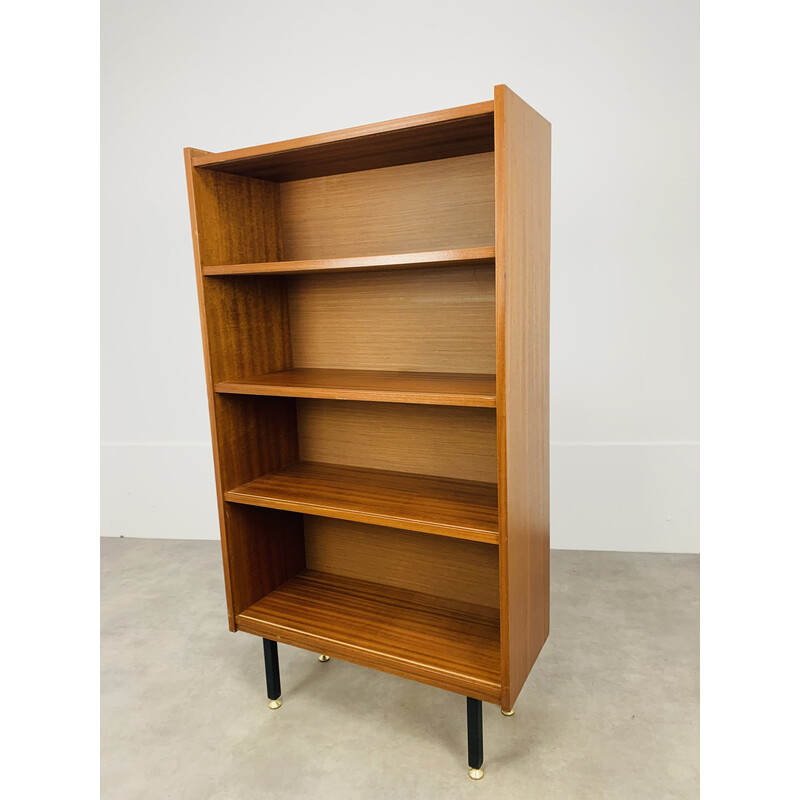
[{"left": 184, "top": 84, "right": 550, "bottom": 779}]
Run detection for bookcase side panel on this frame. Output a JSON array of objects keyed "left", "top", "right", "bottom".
[
  {"left": 494, "top": 87, "right": 551, "bottom": 709},
  {"left": 202, "top": 275, "right": 293, "bottom": 382},
  {"left": 185, "top": 149, "right": 301, "bottom": 629},
  {"left": 190, "top": 166, "right": 283, "bottom": 266},
  {"left": 224, "top": 505, "right": 306, "bottom": 618},
  {"left": 185, "top": 148, "right": 238, "bottom": 628}
]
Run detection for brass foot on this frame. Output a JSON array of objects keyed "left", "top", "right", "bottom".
[
  {"left": 501, "top": 708, "right": 515, "bottom": 716},
  {"left": 268, "top": 698, "right": 282, "bottom": 709},
  {"left": 468, "top": 768, "right": 484, "bottom": 780},
  {"left": 318, "top": 654, "right": 330, "bottom": 662}
]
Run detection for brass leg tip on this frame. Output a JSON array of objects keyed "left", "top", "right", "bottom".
[
  {"left": 318, "top": 654, "right": 330, "bottom": 662},
  {"left": 501, "top": 708, "right": 515, "bottom": 716},
  {"left": 468, "top": 768, "right": 484, "bottom": 780},
  {"left": 268, "top": 698, "right": 282, "bottom": 709}
]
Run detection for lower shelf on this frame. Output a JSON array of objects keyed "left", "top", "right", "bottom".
[{"left": 236, "top": 570, "right": 502, "bottom": 703}]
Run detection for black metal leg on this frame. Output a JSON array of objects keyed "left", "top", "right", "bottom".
[
  {"left": 467, "top": 697, "right": 484, "bottom": 779},
  {"left": 262, "top": 638, "right": 282, "bottom": 708}
]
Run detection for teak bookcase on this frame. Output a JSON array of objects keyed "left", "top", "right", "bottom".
[{"left": 184, "top": 84, "right": 550, "bottom": 780}]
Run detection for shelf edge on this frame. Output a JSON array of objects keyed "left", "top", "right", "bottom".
[
  {"left": 202, "top": 247, "right": 496, "bottom": 277},
  {"left": 214, "top": 380, "right": 497, "bottom": 408}
]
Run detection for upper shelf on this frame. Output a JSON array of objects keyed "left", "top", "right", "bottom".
[
  {"left": 202, "top": 246, "right": 495, "bottom": 277},
  {"left": 215, "top": 368, "right": 496, "bottom": 407},
  {"left": 191, "top": 100, "right": 494, "bottom": 182}
]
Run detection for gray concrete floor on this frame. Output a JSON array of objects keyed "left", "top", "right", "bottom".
[{"left": 101, "top": 538, "right": 698, "bottom": 799}]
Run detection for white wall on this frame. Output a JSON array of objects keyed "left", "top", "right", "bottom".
[{"left": 101, "top": 0, "right": 698, "bottom": 552}]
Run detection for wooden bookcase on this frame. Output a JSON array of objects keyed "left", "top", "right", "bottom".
[{"left": 184, "top": 84, "right": 550, "bottom": 779}]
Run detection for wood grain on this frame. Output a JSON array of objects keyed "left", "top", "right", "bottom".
[
  {"left": 236, "top": 570, "right": 501, "bottom": 702},
  {"left": 494, "top": 85, "right": 551, "bottom": 709},
  {"left": 190, "top": 167, "right": 282, "bottom": 267},
  {"left": 185, "top": 148, "right": 299, "bottom": 631},
  {"left": 202, "top": 276, "right": 293, "bottom": 382},
  {"left": 223, "top": 504, "right": 306, "bottom": 619},
  {"left": 202, "top": 246, "right": 496, "bottom": 276},
  {"left": 279, "top": 153, "right": 494, "bottom": 260},
  {"left": 215, "top": 368, "right": 496, "bottom": 408},
  {"left": 304, "top": 517, "right": 500, "bottom": 609},
  {"left": 185, "top": 147, "right": 239, "bottom": 628},
  {"left": 288, "top": 265, "right": 496, "bottom": 373},
  {"left": 192, "top": 101, "right": 494, "bottom": 182},
  {"left": 297, "top": 400, "right": 497, "bottom": 484},
  {"left": 213, "top": 394, "right": 298, "bottom": 492},
  {"left": 225, "top": 461, "right": 499, "bottom": 543}
]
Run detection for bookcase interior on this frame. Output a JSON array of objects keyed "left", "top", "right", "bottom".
[
  {"left": 193, "top": 152, "right": 494, "bottom": 267},
  {"left": 203, "top": 264, "right": 495, "bottom": 378},
  {"left": 223, "top": 501, "right": 502, "bottom": 700},
  {"left": 191, "top": 127, "right": 503, "bottom": 700}
]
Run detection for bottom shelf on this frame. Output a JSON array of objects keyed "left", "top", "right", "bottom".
[{"left": 236, "top": 569, "right": 501, "bottom": 702}]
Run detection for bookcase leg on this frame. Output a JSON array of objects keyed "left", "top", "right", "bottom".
[
  {"left": 318, "top": 654, "right": 330, "bottom": 662},
  {"left": 262, "top": 639, "right": 282, "bottom": 709},
  {"left": 466, "top": 697, "right": 484, "bottom": 779}
]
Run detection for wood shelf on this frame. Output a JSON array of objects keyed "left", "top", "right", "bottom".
[
  {"left": 202, "top": 246, "right": 495, "bottom": 276},
  {"left": 236, "top": 570, "right": 501, "bottom": 702},
  {"left": 225, "top": 461, "right": 499, "bottom": 544},
  {"left": 215, "top": 368, "right": 496, "bottom": 407}
]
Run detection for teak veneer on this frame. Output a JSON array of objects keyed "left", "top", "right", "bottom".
[
  {"left": 184, "top": 84, "right": 550, "bottom": 780},
  {"left": 215, "top": 368, "right": 496, "bottom": 407},
  {"left": 236, "top": 570, "right": 502, "bottom": 702},
  {"left": 202, "top": 245, "right": 495, "bottom": 276},
  {"left": 225, "top": 460, "right": 499, "bottom": 544}
]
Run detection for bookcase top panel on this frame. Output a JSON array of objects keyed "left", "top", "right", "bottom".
[{"left": 191, "top": 100, "right": 494, "bottom": 182}]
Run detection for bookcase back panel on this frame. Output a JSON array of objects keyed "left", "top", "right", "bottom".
[
  {"left": 288, "top": 265, "right": 496, "bottom": 373},
  {"left": 297, "top": 399, "right": 497, "bottom": 483},
  {"left": 304, "top": 516, "right": 500, "bottom": 609},
  {"left": 279, "top": 152, "right": 494, "bottom": 260}
]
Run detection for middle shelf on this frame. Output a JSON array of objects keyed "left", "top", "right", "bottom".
[
  {"left": 225, "top": 461, "right": 499, "bottom": 544},
  {"left": 215, "top": 368, "right": 496, "bottom": 407}
]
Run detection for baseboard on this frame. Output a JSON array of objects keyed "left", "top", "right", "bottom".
[{"left": 101, "top": 442, "right": 699, "bottom": 553}]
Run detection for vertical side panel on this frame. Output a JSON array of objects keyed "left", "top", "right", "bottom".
[
  {"left": 494, "top": 87, "right": 551, "bottom": 709},
  {"left": 185, "top": 148, "right": 237, "bottom": 628},
  {"left": 225, "top": 505, "right": 306, "bottom": 617},
  {"left": 214, "top": 395, "right": 298, "bottom": 492},
  {"left": 184, "top": 149, "right": 301, "bottom": 630},
  {"left": 202, "top": 275, "right": 293, "bottom": 382},
  {"left": 190, "top": 166, "right": 283, "bottom": 266}
]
